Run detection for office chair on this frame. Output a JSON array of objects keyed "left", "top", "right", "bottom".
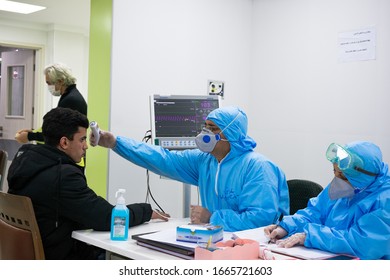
[
  {"left": 0, "top": 149, "right": 7, "bottom": 191},
  {"left": 0, "top": 192, "right": 45, "bottom": 260},
  {"left": 287, "top": 179, "right": 323, "bottom": 215}
]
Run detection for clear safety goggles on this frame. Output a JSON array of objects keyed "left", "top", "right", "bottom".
[{"left": 326, "top": 143, "right": 378, "bottom": 177}]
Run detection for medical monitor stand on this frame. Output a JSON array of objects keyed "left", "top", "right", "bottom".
[
  {"left": 159, "top": 178, "right": 191, "bottom": 218},
  {"left": 183, "top": 183, "right": 191, "bottom": 218}
]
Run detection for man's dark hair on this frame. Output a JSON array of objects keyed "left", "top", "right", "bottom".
[{"left": 42, "top": 107, "right": 89, "bottom": 146}]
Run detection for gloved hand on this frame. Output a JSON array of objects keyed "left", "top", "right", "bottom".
[
  {"left": 89, "top": 129, "right": 117, "bottom": 148},
  {"left": 190, "top": 205, "right": 211, "bottom": 224},
  {"left": 276, "top": 232, "right": 306, "bottom": 248},
  {"left": 264, "top": 225, "right": 288, "bottom": 243}
]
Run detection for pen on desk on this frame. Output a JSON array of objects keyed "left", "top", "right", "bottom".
[{"left": 275, "top": 213, "right": 284, "bottom": 226}]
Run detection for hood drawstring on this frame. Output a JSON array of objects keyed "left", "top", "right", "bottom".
[{"left": 55, "top": 158, "right": 62, "bottom": 228}]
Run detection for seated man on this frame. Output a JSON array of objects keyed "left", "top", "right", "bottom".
[
  {"left": 91, "top": 106, "right": 289, "bottom": 231},
  {"left": 264, "top": 141, "right": 390, "bottom": 260},
  {"left": 7, "top": 107, "right": 168, "bottom": 259}
]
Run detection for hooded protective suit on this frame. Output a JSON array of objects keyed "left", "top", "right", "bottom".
[
  {"left": 279, "top": 141, "right": 390, "bottom": 259},
  {"left": 113, "top": 106, "right": 289, "bottom": 231}
]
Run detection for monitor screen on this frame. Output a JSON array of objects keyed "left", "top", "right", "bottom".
[{"left": 150, "top": 95, "right": 221, "bottom": 150}]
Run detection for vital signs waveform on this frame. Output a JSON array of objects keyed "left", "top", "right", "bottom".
[{"left": 155, "top": 115, "right": 200, "bottom": 122}]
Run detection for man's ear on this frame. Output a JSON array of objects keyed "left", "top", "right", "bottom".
[{"left": 58, "top": 136, "right": 69, "bottom": 150}]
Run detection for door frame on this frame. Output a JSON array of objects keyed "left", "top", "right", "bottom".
[
  {"left": 0, "top": 42, "right": 45, "bottom": 192},
  {"left": 0, "top": 42, "right": 45, "bottom": 131}
]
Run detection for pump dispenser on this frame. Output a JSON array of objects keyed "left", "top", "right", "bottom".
[{"left": 110, "top": 189, "right": 129, "bottom": 241}]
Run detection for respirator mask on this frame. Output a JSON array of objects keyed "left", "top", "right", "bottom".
[
  {"left": 195, "top": 113, "right": 240, "bottom": 153},
  {"left": 195, "top": 128, "right": 222, "bottom": 153},
  {"left": 48, "top": 85, "right": 61, "bottom": 97},
  {"left": 328, "top": 177, "right": 363, "bottom": 200}
]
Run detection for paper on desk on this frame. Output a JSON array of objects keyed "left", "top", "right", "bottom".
[
  {"left": 137, "top": 228, "right": 198, "bottom": 249},
  {"left": 266, "top": 244, "right": 337, "bottom": 260},
  {"left": 231, "top": 227, "right": 269, "bottom": 244},
  {"left": 229, "top": 227, "right": 338, "bottom": 260}
]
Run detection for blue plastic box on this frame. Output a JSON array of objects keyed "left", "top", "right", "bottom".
[{"left": 176, "top": 224, "right": 223, "bottom": 243}]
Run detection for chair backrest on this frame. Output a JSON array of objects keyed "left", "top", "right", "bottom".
[
  {"left": 287, "top": 179, "right": 323, "bottom": 215},
  {"left": 0, "top": 192, "right": 45, "bottom": 260},
  {"left": 0, "top": 150, "right": 8, "bottom": 191}
]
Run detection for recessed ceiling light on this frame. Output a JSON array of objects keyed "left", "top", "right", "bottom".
[{"left": 0, "top": 0, "right": 46, "bottom": 14}]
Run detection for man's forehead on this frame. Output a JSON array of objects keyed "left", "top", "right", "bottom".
[{"left": 74, "top": 127, "right": 87, "bottom": 136}]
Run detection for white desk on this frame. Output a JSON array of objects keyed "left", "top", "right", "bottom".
[
  {"left": 72, "top": 218, "right": 190, "bottom": 260},
  {"left": 72, "top": 218, "right": 338, "bottom": 260}
]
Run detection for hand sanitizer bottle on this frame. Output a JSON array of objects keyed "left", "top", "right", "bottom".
[{"left": 110, "top": 189, "right": 129, "bottom": 241}]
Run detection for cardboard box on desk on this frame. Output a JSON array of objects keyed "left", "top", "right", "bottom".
[
  {"left": 176, "top": 224, "right": 223, "bottom": 243},
  {"left": 195, "top": 239, "right": 260, "bottom": 260}
]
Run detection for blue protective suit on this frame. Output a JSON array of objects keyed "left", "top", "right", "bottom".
[
  {"left": 280, "top": 141, "right": 390, "bottom": 260},
  {"left": 113, "top": 106, "right": 289, "bottom": 231}
]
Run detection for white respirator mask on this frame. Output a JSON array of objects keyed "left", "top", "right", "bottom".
[
  {"left": 195, "top": 113, "right": 240, "bottom": 153},
  {"left": 48, "top": 85, "right": 61, "bottom": 97},
  {"left": 195, "top": 128, "right": 222, "bottom": 153}
]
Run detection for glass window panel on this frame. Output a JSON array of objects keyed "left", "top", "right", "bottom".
[{"left": 7, "top": 65, "right": 25, "bottom": 117}]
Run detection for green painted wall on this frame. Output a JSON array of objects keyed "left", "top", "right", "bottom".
[{"left": 86, "top": 0, "right": 112, "bottom": 198}]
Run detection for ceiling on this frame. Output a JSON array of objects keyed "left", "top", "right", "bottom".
[{"left": 0, "top": 0, "right": 90, "bottom": 31}]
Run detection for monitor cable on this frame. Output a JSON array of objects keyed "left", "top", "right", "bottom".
[{"left": 142, "top": 130, "right": 166, "bottom": 214}]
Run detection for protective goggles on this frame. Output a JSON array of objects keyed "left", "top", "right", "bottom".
[{"left": 326, "top": 143, "right": 378, "bottom": 177}]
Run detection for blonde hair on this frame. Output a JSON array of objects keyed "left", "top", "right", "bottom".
[{"left": 44, "top": 63, "right": 76, "bottom": 86}]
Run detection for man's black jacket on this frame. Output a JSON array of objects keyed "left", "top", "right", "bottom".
[{"left": 7, "top": 144, "right": 152, "bottom": 259}]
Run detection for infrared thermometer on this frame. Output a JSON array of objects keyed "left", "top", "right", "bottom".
[{"left": 90, "top": 121, "right": 100, "bottom": 146}]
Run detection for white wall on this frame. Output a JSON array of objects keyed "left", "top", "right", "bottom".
[
  {"left": 251, "top": 0, "right": 390, "bottom": 187},
  {"left": 47, "top": 27, "right": 90, "bottom": 112},
  {"left": 109, "top": 0, "right": 253, "bottom": 216},
  {"left": 0, "top": 20, "right": 89, "bottom": 127},
  {"left": 110, "top": 0, "right": 390, "bottom": 216}
]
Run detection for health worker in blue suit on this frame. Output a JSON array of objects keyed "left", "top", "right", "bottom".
[
  {"left": 91, "top": 106, "right": 289, "bottom": 232},
  {"left": 265, "top": 141, "right": 390, "bottom": 260}
]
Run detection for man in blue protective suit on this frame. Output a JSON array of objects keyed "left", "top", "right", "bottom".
[
  {"left": 91, "top": 106, "right": 289, "bottom": 231},
  {"left": 264, "top": 141, "right": 390, "bottom": 260}
]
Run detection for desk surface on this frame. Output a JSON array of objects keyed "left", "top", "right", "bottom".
[
  {"left": 72, "top": 218, "right": 190, "bottom": 260},
  {"left": 72, "top": 218, "right": 336, "bottom": 260}
]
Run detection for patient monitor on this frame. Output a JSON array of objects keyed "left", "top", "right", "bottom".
[{"left": 149, "top": 94, "right": 220, "bottom": 150}]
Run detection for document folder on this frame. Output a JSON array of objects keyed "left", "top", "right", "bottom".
[{"left": 132, "top": 232, "right": 194, "bottom": 260}]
